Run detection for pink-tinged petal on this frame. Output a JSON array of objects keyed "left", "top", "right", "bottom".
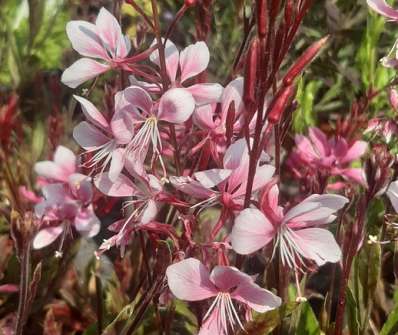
[
  {"left": 110, "top": 110, "right": 135, "bottom": 144},
  {"left": 33, "top": 225, "right": 64, "bottom": 249},
  {"left": 140, "top": 199, "right": 158, "bottom": 224},
  {"left": 158, "top": 88, "right": 195, "bottom": 123},
  {"left": 73, "top": 95, "right": 109, "bottom": 130},
  {"left": 94, "top": 172, "right": 136, "bottom": 197},
  {"left": 301, "top": 194, "right": 349, "bottom": 211},
  {"left": 194, "top": 169, "right": 232, "bottom": 188},
  {"left": 232, "top": 282, "right": 281, "bottom": 313},
  {"left": 185, "top": 83, "right": 223, "bottom": 106},
  {"left": 193, "top": 104, "right": 217, "bottom": 130},
  {"left": 166, "top": 258, "right": 218, "bottom": 301},
  {"left": 294, "top": 134, "right": 319, "bottom": 162},
  {"left": 332, "top": 138, "right": 348, "bottom": 158},
  {"left": 223, "top": 138, "right": 249, "bottom": 170},
  {"left": 150, "top": 39, "right": 179, "bottom": 82},
  {"left": 387, "top": 180, "right": 398, "bottom": 212},
  {"left": 121, "top": 85, "right": 153, "bottom": 115},
  {"left": 73, "top": 121, "right": 110, "bottom": 150},
  {"left": 0, "top": 284, "right": 18, "bottom": 293},
  {"left": 339, "top": 168, "right": 367, "bottom": 186},
  {"left": 34, "top": 161, "right": 68, "bottom": 182},
  {"left": 129, "top": 75, "right": 162, "bottom": 94},
  {"left": 170, "top": 176, "right": 215, "bottom": 199},
  {"left": 179, "top": 41, "right": 210, "bottom": 83},
  {"left": 367, "top": 0, "right": 398, "bottom": 21},
  {"left": 66, "top": 21, "right": 108, "bottom": 59},
  {"left": 290, "top": 228, "right": 342, "bottom": 266},
  {"left": 95, "top": 7, "right": 128, "bottom": 58},
  {"left": 308, "top": 127, "right": 330, "bottom": 157},
  {"left": 231, "top": 208, "right": 275, "bottom": 255},
  {"left": 210, "top": 266, "right": 253, "bottom": 291},
  {"left": 19, "top": 186, "right": 42, "bottom": 204},
  {"left": 53, "top": 146, "right": 76, "bottom": 175},
  {"left": 261, "top": 184, "right": 284, "bottom": 221},
  {"left": 61, "top": 58, "right": 110, "bottom": 88},
  {"left": 74, "top": 205, "right": 100, "bottom": 238},
  {"left": 237, "top": 164, "right": 275, "bottom": 196},
  {"left": 339, "top": 141, "right": 368, "bottom": 164},
  {"left": 221, "top": 77, "right": 244, "bottom": 122},
  {"left": 68, "top": 173, "right": 93, "bottom": 203},
  {"left": 199, "top": 308, "right": 226, "bottom": 335},
  {"left": 108, "top": 148, "right": 125, "bottom": 182}
]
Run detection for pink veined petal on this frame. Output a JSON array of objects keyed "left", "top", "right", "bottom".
[
  {"left": 289, "top": 228, "right": 342, "bottom": 266},
  {"left": 194, "top": 169, "right": 232, "bottom": 189},
  {"left": 140, "top": 199, "right": 158, "bottom": 224},
  {"left": 332, "top": 138, "right": 349, "bottom": 158},
  {"left": 339, "top": 168, "right": 367, "bottom": 186},
  {"left": 74, "top": 205, "right": 100, "bottom": 238},
  {"left": 339, "top": 141, "right": 368, "bottom": 164},
  {"left": 34, "top": 161, "right": 69, "bottom": 182},
  {"left": 179, "top": 41, "right": 210, "bottom": 83},
  {"left": 235, "top": 164, "right": 275, "bottom": 197},
  {"left": 367, "top": 0, "right": 398, "bottom": 21},
  {"left": 185, "top": 83, "right": 224, "bottom": 106},
  {"left": 149, "top": 39, "right": 179, "bottom": 82},
  {"left": 73, "top": 95, "right": 109, "bottom": 130},
  {"left": 198, "top": 308, "right": 227, "bottom": 335},
  {"left": 110, "top": 109, "right": 135, "bottom": 144},
  {"left": 231, "top": 208, "right": 276, "bottom": 255},
  {"left": 66, "top": 21, "right": 108, "bottom": 59},
  {"left": 157, "top": 88, "right": 195, "bottom": 123},
  {"left": 94, "top": 172, "right": 137, "bottom": 197},
  {"left": 73, "top": 121, "right": 110, "bottom": 150},
  {"left": 387, "top": 180, "right": 398, "bottom": 212},
  {"left": 68, "top": 173, "right": 93, "bottom": 203},
  {"left": 294, "top": 134, "right": 319, "bottom": 162},
  {"left": 223, "top": 138, "right": 250, "bottom": 170},
  {"left": 210, "top": 266, "right": 253, "bottom": 291},
  {"left": 166, "top": 258, "right": 218, "bottom": 301},
  {"left": 61, "top": 58, "right": 110, "bottom": 88},
  {"left": 95, "top": 7, "right": 125, "bottom": 58},
  {"left": 121, "top": 85, "right": 153, "bottom": 115},
  {"left": 33, "top": 225, "right": 64, "bottom": 249},
  {"left": 262, "top": 184, "right": 284, "bottom": 220},
  {"left": 232, "top": 282, "right": 281, "bottom": 313},
  {"left": 53, "top": 146, "right": 76, "bottom": 176},
  {"left": 108, "top": 148, "right": 125, "bottom": 182},
  {"left": 193, "top": 104, "right": 217, "bottom": 130},
  {"left": 221, "top": 77, "right": 244, "bottom": 123},
  {"left": 169, "top": 176, "right": 215, "bottom": 199},
  {"left": 129, "top": 75, "right": 162, "bottom": 94},
  {"left": 308, "top": 127, "right": 330, "bottom": 157},
  {"left": 300, "top": 193, "right": 349, "bottom": 211}
]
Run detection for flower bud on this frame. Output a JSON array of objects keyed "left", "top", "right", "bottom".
[
  {"left": 243, "top": 38, "right": 260, "bottom": 104},
  {"left": 184, "top": 0, "right": 197, "bottom": 7},
  {"left": 267, "top": 84, "right": 296, "bottom": 124}
]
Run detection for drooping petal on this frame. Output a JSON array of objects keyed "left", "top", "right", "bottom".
[
  {"left": 34, "top": 161, "right": 69, "bottom": 182},
  {"left": 73, "top": 95, "right": 109, "bottom": 130},
  {"left": 140, "top": 199, "right": 158, "bottom": 224},
  {"left": 338, "top": 168, "right": 367, "bottom": 186},
  {"left": 339, "top": 141, "right": 368, "bottom": 164},
  {"left": 149, "top": 39, "right": 179, "bottom": 82},
  {"left": 308, "top": 127, "right": 330, "bottom": 157},
  {"left": 108, "top": 148, "right": 125, "bottom": 182},
  {"left": 166, "top": 258, "right": 218, "bottom": 301},
  {"left": 66, "top": 21, "right": 108, "bottom": 59},
  {"left": 194, "top": 169, "right": 232, "bottom": 188},
  {"left": 232, "top": 282, "right": 281, "bottom": 313},
  {"left": 74, "top": 205, "right": 100, "bottom": 238},
  {"left": 61, "top": 58, "right": 110, "bottom": 88},
  {"left": 231, "top": 208, "right": 275, "bottom": 255},
  {"left": 193, "top": 104, "right": 217, "bottom": 130},
  {"left": 179, "top": 41, "right": 210, "bottom": 83},
  {"left": 53, "top": 146, "right": 77, "bottom": 176},
  {"left": 367, "top": 0, "right": 398, "bottom": 21},
  {"left": 387, "top": 180, "right": 398, "bottom": 212},
  {"left": 94, "top": 172, "right": 137, "bottom": 197},
  {"left": 289, "top": 228, "right": 342, "bottom": 266},
  {"left": 185, "top": 83, "right": 223, "bottom": 106},
  {"left": 73, "top": 121, "right": 110, "bottom": 150},
  {"left": 157, "top": 88, "right": 195, "bottom": 123},
  {"left": 221, "top": 77, "right": 244, "bottom": 123},
  {"left": 33, "top": 225, "right": 64, "bottom": 249}
]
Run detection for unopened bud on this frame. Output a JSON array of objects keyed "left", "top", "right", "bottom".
[
  {"left": 267, "top": 85, "right": 296, "bottom": 124},
  {"left": 257, "top": 0, "right": 268, "bottom": 38},
  {"left": 243, "top": 38, "right": 260, "bottom": 104},
  {"left": 184, "top": 0, "right": 197, "bottom": 7}
]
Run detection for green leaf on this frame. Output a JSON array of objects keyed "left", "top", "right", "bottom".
[
  {"left": 296, "top": 302, "right": 321, "bottom": 335},
  {"left": 358, "top": 242, "right": 381, "bottom": 305},
  {"left": 346, "top": 287, "right": 360, "bottom": 335},
  {"left": 380, "top": 304, "right": 398, "bottom": 335}
]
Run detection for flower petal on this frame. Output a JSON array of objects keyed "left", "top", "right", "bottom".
[
  {"left": 179, "top": 41, "right": 210, "bottom": 83},
  {"left": 110, "top": 110, "right": 135, "bottom": 144},
  {"left": 387, "top": 180, "right": 398, "bottom": 212},
  {"left": 339, "top": 141, "right": 367, "bottom": 164},
  {"left": 221, "top": 77, "right": 244, "bottom": 122},
  {"left": 94, "top": 172, "right": 137, "bottom": 197},
  {"left": 185, "top": 83, "right": 223, "bottom": 106},
  {"left": 33, "top": 225, "right": 64, "bottom": 249},
  {"left": 170, "top": 176, "right": 215, "bottom": 199},
  {"left": 74, "top": 205, "right": 100, "bottom": 238},
  {"left": 108, "top": 148, "right": 125, "bottom": 182},
  {"left": 150, "top": 39, "right": 179, "bottom": 82},
  {"left": 53, "top": 146, "right": 77, "bottom": 176},
  {"left": 158, "top": 88, "right": 195, "bottom": 123},
  {"left": 61, "top": 58, "right": 110, "bottom": 88},
  {"left": 231, "top": 208, "right": 275, "bottom": 255},
  {"left": 73, "top": 121, "right": 110, "bottom": 150},
  {"left": 34, "top": 161, "right": 68, "bottom": 182},
  {"left": 166, "top": 258, "right": 218, "bottom": 301},
  {"left": 210, "top": 266, "right": 253, "bottom": 291},
  {"left": 73, "top": 95, "right": 109, "bottom": 130},
  {"left": 308, "top": 127, "right": 330, "bottom": 157},
  {"left": 194, "top": 169, "right": 232, "bottom": 188},
  {"left": 367, "top": 0, "right": 398, "bottom": 21}
]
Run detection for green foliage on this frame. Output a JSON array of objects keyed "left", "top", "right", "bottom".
[
  {"left": 380, "top": 303, "right": 398, "bottom": 335},
  {"left": 295, "top": 302, "right": 321, "bottom": 335}
]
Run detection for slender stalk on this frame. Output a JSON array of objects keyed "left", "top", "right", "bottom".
[{"left": 95, "top": 273, "right": 103, "bottom": 335}]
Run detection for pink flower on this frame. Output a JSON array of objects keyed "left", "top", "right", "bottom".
[
  {"left": 367, "top": 0, "right": 398, "bottom": 21},
  {"left": 166, "top": 258, "right": 281, "bottom": 334},
  {"left": 134, "top": 39, "right": 223, "bottom": 105},
  {"left": 61, "top": 7, "right": 131, "bottom": 88},
  {"left": 170, "top": 138, "right": 275, "bottom": 210},
  {"left": 231, "top": 185, "right": 348, "bottom": 268},
  {"left": 290, "top": 127, "right": 367, "bottom": 186}
]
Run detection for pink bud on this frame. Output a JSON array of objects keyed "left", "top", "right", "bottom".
[
  {"left": 389, "top": 88, "right": 398, "bottom": 111},
  {"left": 185, "top": 0, "right": 197, "bottom": 6}
]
